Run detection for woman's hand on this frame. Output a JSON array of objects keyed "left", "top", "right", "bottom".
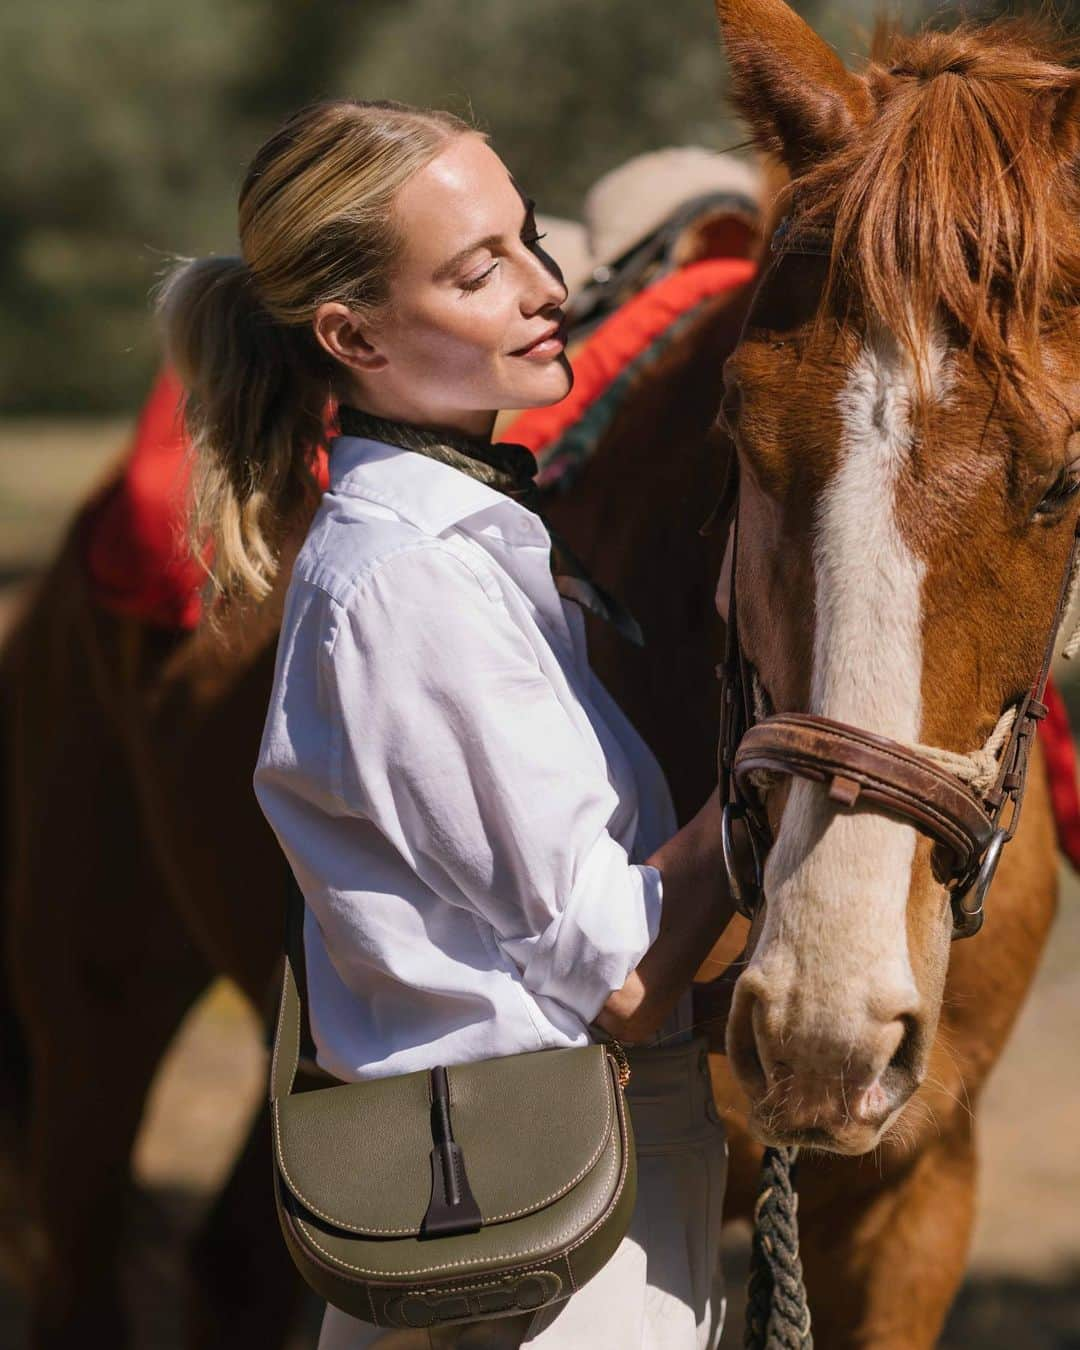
[{"left": 596, "top": 786, "right": 736, "bottom": 1044}]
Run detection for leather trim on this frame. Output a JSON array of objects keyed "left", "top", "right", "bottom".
[
  {"left": 734, "top": 712, "right": 994, "bottom": 870},
  {"left": 272, "top": 1048, "right": 616, "bottom": 1237},
  {"left": 280, "top": 1060, "right": 631, "bottom": 1281}
]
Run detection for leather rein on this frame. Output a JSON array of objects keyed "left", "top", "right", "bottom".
[{"left": 712, "top": 220, "right": 1080, "bottom": 941}]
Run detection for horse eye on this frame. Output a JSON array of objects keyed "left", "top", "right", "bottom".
[
  {"left": 1034, "top": 466, "right": 1080, "bottom": 518},
  {"left": 717, "top": 384, "right": 741, "bottom": 438}
]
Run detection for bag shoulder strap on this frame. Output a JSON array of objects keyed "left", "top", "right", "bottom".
[{"left": 270, "top": 869, "right": 321, "bottom": 1102}]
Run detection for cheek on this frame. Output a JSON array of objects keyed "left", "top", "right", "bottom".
[
  {"left": 382, "top": 285, "right": 570, "bottom": 411},
  {"left": 394, "top": 294, "right": 509, "bottom": 379},
  {"left": 905, "top": 837, "right": 951, "bottom": 1007}
]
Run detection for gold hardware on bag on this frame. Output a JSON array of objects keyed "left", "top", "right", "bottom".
[{"left": 608, "top": 1038, "right": 631, "bottom": 1088}]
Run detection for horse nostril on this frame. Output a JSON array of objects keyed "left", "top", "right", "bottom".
[
  {"left": 853, "top": 1017, "right": 922, "bottom": 1128},
  {"left": 886, "top": 1013, "right": 920, "bottom": 1078},
  {"left": 726, "top": 978, "right": 769, "bottom": 1100}
]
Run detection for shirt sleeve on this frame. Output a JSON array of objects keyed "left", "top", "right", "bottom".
[{"left": 324, "top": 541, "right": 664, "bottom": 1026}]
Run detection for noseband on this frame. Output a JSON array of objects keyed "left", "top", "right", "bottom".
[{"left": 712, "top": 219, "right": 1080, "bottom": 939}]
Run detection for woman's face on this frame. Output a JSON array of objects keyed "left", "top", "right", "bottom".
[{"left": 321, "top": 135, "right": 573, "bottom": 438}]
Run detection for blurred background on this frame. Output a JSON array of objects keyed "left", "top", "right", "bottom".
[{"left": 1, "top": 0, "right": 1079, "bottom": 1345}]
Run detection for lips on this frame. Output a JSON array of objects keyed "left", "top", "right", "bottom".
[{"left": 509, "top": 320, "right": 566, "bottom": 356}]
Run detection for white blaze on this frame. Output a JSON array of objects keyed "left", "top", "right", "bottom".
[{"left": 758, "top": 323, "right": 948, "bottom": 1041}]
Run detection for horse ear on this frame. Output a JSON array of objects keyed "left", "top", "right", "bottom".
[{"left": 714, "top": 0, "right": 872, "bottom": 176}]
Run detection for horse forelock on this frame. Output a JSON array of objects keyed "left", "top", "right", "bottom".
[{"left": 790, "top": 13, "right": 1080, "bottom": 424}]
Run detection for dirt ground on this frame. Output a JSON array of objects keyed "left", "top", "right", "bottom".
[{"left": 1, "top": 421, "right": 1078, "bottom": 1346}]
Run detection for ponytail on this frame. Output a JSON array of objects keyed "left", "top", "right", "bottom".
[{"left": 153, "top": 254, "right": 327, "bottom": 615}]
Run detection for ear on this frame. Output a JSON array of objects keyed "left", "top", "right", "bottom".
[
  {"left": 313, "top": 302, "right": 388, "bottom": 374},
  {"left": 714, "top": 0, "right": 872, "bottom": 176}
]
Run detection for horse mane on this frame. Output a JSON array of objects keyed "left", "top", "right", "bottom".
[{"left": 797, "top": 12, "right": 1080, "bottom": 416}]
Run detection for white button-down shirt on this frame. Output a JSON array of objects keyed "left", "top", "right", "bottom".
[{"left": 253, "top": 434, "right": 684, "bottom": 1082}]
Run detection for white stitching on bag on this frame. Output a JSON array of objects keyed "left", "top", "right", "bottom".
[
  {"left": 293, "top": 1137, "right": 614, "bottom": 1276},
  {"left": 273, "top": 1053, "right": 614, "bottom": 1235},
  {"left": 393, "top": 1269, "right": 553, "bottom": 1297},
  {"left": 289, "top": 1086, "right": 629, "bottom": 1278}
]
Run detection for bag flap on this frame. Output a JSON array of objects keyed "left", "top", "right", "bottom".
[{"left": 272, "top": 1044, "right": 617, "bottom": 1237}]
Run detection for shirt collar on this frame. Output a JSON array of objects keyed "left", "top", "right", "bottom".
[{"left": 328, "top": 434, "right": 529, "bottom": 537}]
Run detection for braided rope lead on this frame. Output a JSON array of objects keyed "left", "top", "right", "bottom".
[{"left": 745, "top": 1146, "right": 813, "bottom": 1350}]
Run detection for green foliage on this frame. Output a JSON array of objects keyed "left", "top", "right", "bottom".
[
  {"left": 341, "top": 0, "right": 738, "bottom": 216},
  {"left": 0, "top": 0, "right": 377, "bottom": 413},
  {"left": 3, "top": 1, "right": 255, "bottom": 412},
  {"left": 2, "top": 0, "right": 875, "bottom": 414}
]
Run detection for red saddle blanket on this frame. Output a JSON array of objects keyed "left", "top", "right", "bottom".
[{"left": 78, "top": 258, "right": 1080, "bottom": 873}]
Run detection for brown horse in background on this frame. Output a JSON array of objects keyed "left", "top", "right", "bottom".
[
  {"left": 0, "top": 206, "right": 759, "bottom": 1350},
  {"left": 3, "top": 4, "right": 1078, "bottom": 1348}
]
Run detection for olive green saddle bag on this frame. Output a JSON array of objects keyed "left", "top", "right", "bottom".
[{"left": 270, "top": 874, "right": 637, "bottom": 1330}]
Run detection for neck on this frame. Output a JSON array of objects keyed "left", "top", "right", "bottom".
[
  {"left": 344, "top": 395, "right": 496, "bottom": 443},
  {"left": 335, "top": 404, "right": 646, "bottom": 649}
]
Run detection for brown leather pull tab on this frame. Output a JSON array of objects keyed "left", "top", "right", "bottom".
[{"left": 828, "top": 775, "right": 861, "bottom": 808}]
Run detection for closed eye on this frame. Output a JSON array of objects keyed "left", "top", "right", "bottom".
[{"left": 457, "top": 204, "right": 548, "bottom": 293}]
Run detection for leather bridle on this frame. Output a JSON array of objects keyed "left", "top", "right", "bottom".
[{"left": 712, "top": 220, "right": 1080, "bottom": 940}]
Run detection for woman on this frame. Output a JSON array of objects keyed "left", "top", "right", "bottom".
[{"left": 157, "top": 98, "right": 735, "bottom": 1349}]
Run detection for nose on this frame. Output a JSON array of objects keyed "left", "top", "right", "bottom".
[
  {"left": 727, "top": 967, "right": 923, "bottom": 1152},
  {"left": 520, "top": 242, "right": 568, "bottom": 315}
]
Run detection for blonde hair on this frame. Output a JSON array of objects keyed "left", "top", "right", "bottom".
[{"left": 154, "top": 98, "right": 477, "bottom": 616}]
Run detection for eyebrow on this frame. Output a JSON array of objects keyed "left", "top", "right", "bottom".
[{"left": 432, "top": 197, "right": 536, "bottom": 282}]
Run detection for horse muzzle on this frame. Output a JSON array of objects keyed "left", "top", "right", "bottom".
[{"left": 726, "top": 956, "right": 924, "bottom": 1155}]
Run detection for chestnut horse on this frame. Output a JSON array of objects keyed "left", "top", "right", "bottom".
[
  {"left": 2, "top": 6, "right": 1076, "bottom": 1347},
  {"left": 712, "top": 0, "right": 1077, "bottom": 1343}
]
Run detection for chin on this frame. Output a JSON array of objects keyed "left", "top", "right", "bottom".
[{"left": 503, "top": 356, "right": 574, "bottom": 411}]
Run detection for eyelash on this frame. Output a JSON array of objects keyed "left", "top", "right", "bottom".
[
  {"left": 459, "top": 232, "right": 548, "bottom": 293},
  {"left": 1034, "top": 466, "right": 1080, "bottom": 518}
]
